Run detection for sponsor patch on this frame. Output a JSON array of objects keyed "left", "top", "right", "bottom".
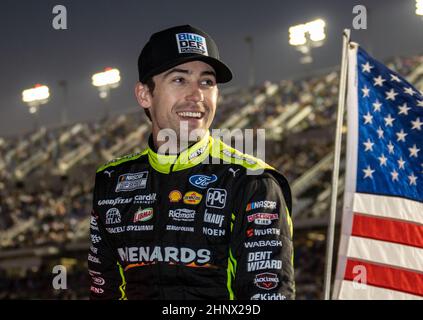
[
  {"left": 251, "top": 293, "right": 286, "bottom": 300},
  {"left": 92, "top": 276, "right": 105, "bottom": 286},
  {"left": 169, "top": 208, "right": 196, "bottom": 222},
  {"left": 166, "top": 225, "right": 194, "bottom": 232},
  {"left": 133, "top": 207, "right": 154, "bottom": 223},
  {"left": 90, "top": 286, "right": 104, "bottom": 294},
  {"left": 254, "top": 273, "right": 279, "bottom": 290},
  {"left": 105, "top": 208, "right": 121, "bottom": 225},
  {"left": 203, "top": 226, "right": 225, "bottom": 237},
  {"left": 91, "top": 234, "right": 102, "bottom": 244},
  {"left": 169, "top": 190, "right": 182, "bottom": 203},
  {"left": 97, "top": 197, "right": 132, "bottom": 206},
  {"left": 134, "top": 193, "right": 157, "bottom": 204},
  {"left": 247, "top": 213, "right": 278, "bottom": 225},
  {"left": 189, "top": 174, "right": 217, "bottom": 189},
  {"left": 206, "top": 188, "right": 227, "bottom": 209},
  {"left": 246, "top": 200, "right": 277, "bottom": 212},
  {"left": 246, "top": 228, "right": 280, "bottom": 237},
  {"left": 183, "top": 191, "right": 203, "bottom": 205},
  {"left": 176, "top": 33, "right": 208, "bottom": 55},
  {"left": 115, "top": 171, "right": 148, "bottom": 192},
  {"left": 203, "top": 209, "right": 225, "bottom": 228}
]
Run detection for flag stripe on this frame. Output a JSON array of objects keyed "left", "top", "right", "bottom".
[
  {"left": 347, "top": 236, "right": 423, "bottom": 272},
  {"left": 344, "top": 259, "right": 423, "bottom": 297},
  {"left": 354, "top": 193, "right": 423, "bottom": 225},
  {"left": 338, "top": 280, "right": 423, "bottom": 300},
  {"left": 352, "top": 213, "right": 423, "bottom": 249}
]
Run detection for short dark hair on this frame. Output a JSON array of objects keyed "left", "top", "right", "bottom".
[{"left": 141, "top": 77, "right": 155, "bottom": 121}]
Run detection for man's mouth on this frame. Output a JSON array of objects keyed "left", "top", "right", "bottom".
[{"left": 177, "top": 111, "right": 204, "bottom": 119}]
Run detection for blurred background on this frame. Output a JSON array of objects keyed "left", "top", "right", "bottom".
[{"left": 0, "top": 0, "right": 422, "bottom": 299}]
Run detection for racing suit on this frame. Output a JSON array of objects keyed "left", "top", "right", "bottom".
[{"left": 88, "top": 131, "right": 295, "bottom": 300}]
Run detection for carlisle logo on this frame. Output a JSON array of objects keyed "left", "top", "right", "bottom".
[
  {"left": 254, "top": 273, "right": 279, "bottom": 290},
  {"left": 133, "top": 208, "right": 154, "bottom": 223},
  {"left": 189, "top": 174, "right": 218, "bottom": 189},
  {"left": 183, "top": 191, "right": 203, "bottom": 205},
  {"left": 169, "top": 190, "right": 182, "bottom": 202},
  {"left": 176, "top": 33, "right": 208, "bottom": 56}
]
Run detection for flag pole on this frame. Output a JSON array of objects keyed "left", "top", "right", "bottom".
[{"left": 323, "top": 28, "right": 351, "bottom": 300}]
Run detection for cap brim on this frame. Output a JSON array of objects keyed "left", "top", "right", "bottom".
[{"left": 140, "top": 55, "right": 233, "bottom": 84}]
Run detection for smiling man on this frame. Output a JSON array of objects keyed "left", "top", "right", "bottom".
[{"left": 88, "top": 25, "right": 295, "bottom": 300}]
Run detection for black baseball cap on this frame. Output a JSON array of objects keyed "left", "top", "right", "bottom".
[{"left": 138, "top": 25, "right": 233, "bottom": 84}]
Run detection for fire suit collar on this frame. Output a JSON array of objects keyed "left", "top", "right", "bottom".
[{"left": 147, "top": 131, "right": 211, "bottom": 173}]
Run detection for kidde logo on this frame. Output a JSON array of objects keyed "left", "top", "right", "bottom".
[
  {"left": 254, "top": 273, "right": 279, "bottom": 290},
  {"left": 183, "top": 191, "right": 202, "bottom": 205},
  {"left": 169, "top": 190, "right": 182, "bottom": 203},
  {"left": 133, "top": 208, "right": 153, "bottom": 223}
]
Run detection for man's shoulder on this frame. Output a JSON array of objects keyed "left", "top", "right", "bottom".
[
  {"left": 210, "top": 137, "right": 274, "bottom": 172},
  {"left": 96, "top": 149, "right": 149, "bottom": 174}
]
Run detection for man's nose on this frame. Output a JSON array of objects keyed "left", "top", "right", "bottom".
[{"left": 185, "top": 84, "right": 204, "bottom": 103}]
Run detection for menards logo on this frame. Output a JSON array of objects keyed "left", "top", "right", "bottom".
[{"left": 183, "top": 191, "right": 202, "bottom": 205}]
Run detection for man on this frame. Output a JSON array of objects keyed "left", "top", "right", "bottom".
[{"left": 88, "top": 25, "right": 295, "bottom": 300}]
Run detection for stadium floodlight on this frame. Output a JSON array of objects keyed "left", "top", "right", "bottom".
[
  {"left": 417, "top": 0, "right": 423, "bottom": 16},
  {"left": 22, "top": 84, "right": 50, "bottom": 105},
  {"left": 288, "top": 18, "right": 327, "bottom": 64},
  {"left": 306, "top": 19, "right": 326, "bottom": 42},
  {"left": 92, "top": 67, "right": 121, "bottom": 100},
  {"left": 289, "top": 24, "right": 307, "bottom": 46}
]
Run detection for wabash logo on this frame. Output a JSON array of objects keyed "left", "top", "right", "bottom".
[
  {"left": 176, "top": 33, "right": 208, "bottom": 55},
  {"left": 254, "top": 273, "right": 279, "bottom": 290}
]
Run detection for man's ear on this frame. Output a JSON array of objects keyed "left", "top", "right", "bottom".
[{"left": 134, "top": 82, "right": 152, "bottom": 110}]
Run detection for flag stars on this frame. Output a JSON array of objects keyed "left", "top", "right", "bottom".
[
  {"left": 385, "top": 89, "right": 398, "bottom": 101},
  {"left": 404, "top": 87, "right": 416, "bottom": 96},
  {"left": 373, "top": 100, "right": 382, "bottom": 112},
  {"left": 398, "top": 103, "right": 411, "bottom": 115},
  {"left": 362, "top": 86, "right": 370, "bottom": 98},
  {"left": 390, "top": 74, "right": 401, "bottom": 82},
  {"left": 397, "top": 157, "right": 406, "bottom": 170},
  {"left": 390, "top": 170, "right": 399, "bottom": 182},
  {"left": 409, "top": 144, "right": 420, "bottom": 158},
  {"left": 377, "top": 126, "right": 384, "bottom": 139},
  {"left": 363, "top": 112, "right": 373, "bottom": 124},
  {"left": 411, "top": 117, "right": 422, "bottom": 131},
  {"left": 378, "top": 154, "right": 388, "bottom": 166},
  {"left": 396, "top": 129, "right": 408, "bottom": 142},
  {"left": 362, "top": 62, "right": 374, "bottom": 73},
  {"left": 417, "top": 100, "right": 423, "bottom": 108},
  {"left": 373, "top": 75, "right": 386, "bottom": 87},
  {"left": 408, "top": 173, "right": 417, "bottom": 186},
  {"left": 384, "top": 114, "right": 395, "bottom": 127},
  {"left": 363, "top": 139, "right": 374, "bottom": 151},
  {"left": 387, "top": 141, "right": 395, "bottom": 154},
  {"left": 363, "top": 166, "right": 375, "bottom": 179}
]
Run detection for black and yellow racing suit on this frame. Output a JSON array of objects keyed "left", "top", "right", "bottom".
[{"left": 88, "top": 131, "right": 295, "bottom": 300}]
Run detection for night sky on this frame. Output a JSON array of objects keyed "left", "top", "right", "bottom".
[{"left": 1, "top": 0, "right": 422, "bottom": 137}]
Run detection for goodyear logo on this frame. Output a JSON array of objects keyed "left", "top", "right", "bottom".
[
  {"left": 176, "top": 33, "right": 208, "bottom": 55},
  {"left": 183, "top": 191, "right": 203, "bottom": 205}
]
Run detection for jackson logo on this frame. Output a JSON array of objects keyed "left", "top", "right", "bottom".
[
  {"left": 133, "top": 208, "right": 153, "bottom": 223},
  {"left": 247, "top": 213, "right": 278, "bottom": 225},
  {"left": 189, "top": 174, "right": 217, "bottom": 189},
  {"left": 115, "top": 171, "right": 148, "bottom": 192},
  {"left": 183, "top": 191, "right": 203, "bottom": 205},
  {"left": 176, "top": 33, "right": 208, "bottom": 55},
  {"left": 254, "top": 273, "right": 279, "bottom": 290},
  {"left": 169, "top": 190, "right": 182, "bottom": 203}
]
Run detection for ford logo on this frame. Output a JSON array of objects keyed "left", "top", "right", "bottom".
[{"left": 189, "top": 174, "right": 218, "bottom": 189}]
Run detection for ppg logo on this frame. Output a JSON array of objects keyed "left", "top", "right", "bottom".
[{"left": 206, "top": 188, "right": 227, "bottom": 209}]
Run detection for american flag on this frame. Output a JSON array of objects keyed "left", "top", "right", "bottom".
[{"left": 333, "top": 44, "right": 423, "bottom": 299}]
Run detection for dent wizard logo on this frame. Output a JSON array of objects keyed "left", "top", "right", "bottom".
[{"left": 189, "top": 174, "right": 218, "bottom": 189}]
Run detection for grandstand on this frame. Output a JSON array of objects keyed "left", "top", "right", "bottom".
[{"left": 1, "top": 53, "right": 423, "bottom": 300}]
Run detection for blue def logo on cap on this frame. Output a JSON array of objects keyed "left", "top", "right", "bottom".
[{"left": 176, "top": 33, "right": 208, "bottom": 56}]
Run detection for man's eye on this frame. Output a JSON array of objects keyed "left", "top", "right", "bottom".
[
  {"left": 201, "top": 79, "right": 215, "bottom": 86},
  {"left": 173, "top": 77, "right": 185, "bottom": 84}
]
